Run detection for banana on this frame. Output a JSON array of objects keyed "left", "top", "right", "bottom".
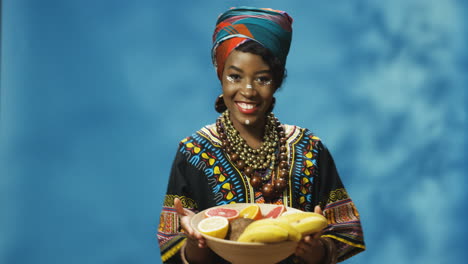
[
  {"left": 277, "top": 212, "right": 322, "bottom": 223},
  {"left": 278, "top": 212, "right": 328, "bottom": 236},
  {"left": 288, "top": 217, "right": 328, "bottom": 236},
  {"left": 236, "top": 211, "right": 328, "bottom": 243},
  {"left": 237, "top": 225, "right": 289, "bottom": 243},
  {"left": 244, "top": 218, "right": 302, "bottom": 242}
]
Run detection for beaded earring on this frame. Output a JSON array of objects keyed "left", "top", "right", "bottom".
[{"left": 214, "top": 94, "right": 227, "bottom": 113}]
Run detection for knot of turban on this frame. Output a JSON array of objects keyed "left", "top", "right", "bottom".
[{"left": 212, "top": 7, "right": 293, "bottom": 79}]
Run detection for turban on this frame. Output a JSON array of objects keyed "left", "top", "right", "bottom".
[{"left": 212, "top": 7, "right": 293, "bottom": 79}]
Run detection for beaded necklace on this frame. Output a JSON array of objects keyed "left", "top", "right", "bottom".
[{"left": 216, "top": 111, "right": 290, "bottom": 201}]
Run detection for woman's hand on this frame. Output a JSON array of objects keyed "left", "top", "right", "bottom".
[
  {"left": 294, "top": 205, "right": 327, "bottom": 264},
  {"left": 175, "top": 198, "right": 222, "bottom": 263},
  {"left": 174, "top": 198, "right": 206, "bottom": 248}
]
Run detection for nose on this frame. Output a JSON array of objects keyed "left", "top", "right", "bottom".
[{"left": 240, "top": 80, "right": 256, "bottom": 97}]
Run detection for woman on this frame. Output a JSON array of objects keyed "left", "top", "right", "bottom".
[{"left": 158, "top": 7, "right": 365, "bottom": 263}]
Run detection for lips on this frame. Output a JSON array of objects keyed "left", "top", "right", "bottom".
[{"left": 236, "top": 102, "right": 259, "bottom": 114}]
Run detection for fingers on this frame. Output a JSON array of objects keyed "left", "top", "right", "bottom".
[
  {"left": 314, "top": 205, "right": 323, "bottom": 215},
  {"left": 174, "top": 198, "right": 206, "bottom": 247},
  {"left": 297, "top": 235, "right": 321, "bottom": 249},
  {"left": 193, "top": 229, "right": 203, "bottom": 240},
  {"left": 198, "top": 238, "right": 207, "bottom": 248},
  {"left": 186, "top": 226, "right": 206, "bottom": 248},
  {"left": 295, "top": 235, "right": 322, "bottom": 257},
  {"left": 174, "top": 198, "right": 186, "bottom": 216},
  {"left": 295, "top": 236, "right": 312, "bottom": 256}
]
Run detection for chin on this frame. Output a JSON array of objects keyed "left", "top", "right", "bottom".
[{"left": 242, "top": 116, "right": 264, "bottom": 126}]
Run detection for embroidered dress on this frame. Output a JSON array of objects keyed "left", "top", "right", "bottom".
[{"left": 158, "top": 122, "right": 365, "bottom": 263}]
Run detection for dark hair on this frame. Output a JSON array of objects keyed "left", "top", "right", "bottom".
[{"left": 235, "top": 40, "right": 287, "bottom": 90}]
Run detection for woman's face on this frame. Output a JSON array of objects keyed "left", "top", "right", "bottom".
[{"left": 221, "top": 50, "right": 276, "bottom": 130}]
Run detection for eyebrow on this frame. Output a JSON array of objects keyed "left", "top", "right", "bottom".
[{"left": 228, "top": 65, "right": 271, "bottom": 75}]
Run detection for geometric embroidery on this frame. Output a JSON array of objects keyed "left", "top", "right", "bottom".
[
  {"left": 181, "top": 129, "right": 247, "bottom": 205},
  {"left": 327, "top": 188, "right": 350, "bottom": 204},
  {"left": 163, "top": 194, "right": 197, "bottom": 210},
  {"left": 291, "top": 129, "right": 321, "bottom": 211}
]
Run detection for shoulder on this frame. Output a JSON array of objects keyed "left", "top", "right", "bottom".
[
  {"left": 177, "top": 123, "right": 221, "bottom": 150},
  {"left": 283, "top": 124, "right": 324, "bottom": 149}
]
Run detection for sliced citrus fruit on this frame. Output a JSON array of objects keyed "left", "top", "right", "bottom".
[
  {"left": 197, "top": 216, "right": 229, "bottom": 239},
  {"left": 205, "top": 207, "right": 239, "bottom": 221},
  {"left": 263, "top": 205, "right": 286, "bottom": 219},
  {"left": 239, "top": 204, "right": 263, "bottom": 220}
]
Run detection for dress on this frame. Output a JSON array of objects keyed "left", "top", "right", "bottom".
[{"left": 158, "top": 122, "right": 365, "bottom": 263}]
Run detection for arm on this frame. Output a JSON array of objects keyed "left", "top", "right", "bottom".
[
  {"left": 158, "top": 142, "right": 223, "bottom": 263},
  {"left": 313, "top": 143, "right": 366, "bottom": 262}
]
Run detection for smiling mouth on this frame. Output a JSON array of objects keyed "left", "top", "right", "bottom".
[{"left": 236, "top": 102, "right": 259, "bottom": 114}]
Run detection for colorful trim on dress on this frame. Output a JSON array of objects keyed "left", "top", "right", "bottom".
[
  {"left": 323, "top": 188, "right": 366, "bottom": 261},
  {"left": 158, "top": 195, "right": 196, "bottom": 262},
  {"left": 180, "top": 126, "right": 248, "bottom": 204},
  {"left": 290, "top": 129, "right": 321, "bottom": 211}
]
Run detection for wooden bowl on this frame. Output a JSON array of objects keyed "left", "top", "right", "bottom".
[{"left": 190, "top": 203, "right": 301, "bottom": 264}]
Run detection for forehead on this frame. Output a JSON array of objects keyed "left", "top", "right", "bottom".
[{"left": 224, "top": 50, "right": 270, "bottom": 71}]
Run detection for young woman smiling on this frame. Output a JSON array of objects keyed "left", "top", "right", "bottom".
[{"left": 158, "top": 7, "right": 365, "bottom": 264}]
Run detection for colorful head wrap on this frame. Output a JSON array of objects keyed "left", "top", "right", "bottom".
[{"left": 212, "top": 7, "right": 293, "bottom": 79}]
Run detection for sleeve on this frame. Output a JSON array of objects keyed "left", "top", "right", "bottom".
[
  {"left": 157, "top": 143, "right": 202, "bottom": 263},
  {"left": 313, "top": 141, "right": 366, "bottom": 262}
]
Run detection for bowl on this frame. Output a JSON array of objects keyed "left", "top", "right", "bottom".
[{"left": 191, "top": 203, "right": 301, "bottom": 264}]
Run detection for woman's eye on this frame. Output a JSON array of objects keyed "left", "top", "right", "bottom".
[
  {"left": 226, "top": 74, "right": 241, "bottom": 83},
  {"left": 255, "top": 76, "right": 273, "bottom": 86}
]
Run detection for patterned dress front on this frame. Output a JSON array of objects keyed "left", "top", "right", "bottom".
[{"left": 158, "top": 122, "right": 365, "bottom": 263}]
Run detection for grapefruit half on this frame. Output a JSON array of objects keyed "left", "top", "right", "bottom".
[
  {"left": 263, "top": 205, "right": 286, "bottom": 219},
  {"left": 205, "top": 207, "right": 240, "bottom": 221}
]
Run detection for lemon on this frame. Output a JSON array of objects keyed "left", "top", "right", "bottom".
[{"left": 197, "top": 216, "right": 229, "bottom": 239}]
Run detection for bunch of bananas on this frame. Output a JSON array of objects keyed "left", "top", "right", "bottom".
[{"left": 237, "top": 212, "right": 327, "bottom": 243}]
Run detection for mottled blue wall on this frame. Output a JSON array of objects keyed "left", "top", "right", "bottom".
[{"left": 1, "top": 0, "right": 466, "bottom": 263}]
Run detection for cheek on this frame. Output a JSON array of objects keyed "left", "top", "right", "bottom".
[
  {"left": 260, "top": 89, "right": 275, "bottom": 102},
  {"left": 222, "top": 83, "right": 237, "bottom": 97}
]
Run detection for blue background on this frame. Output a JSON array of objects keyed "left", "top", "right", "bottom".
[{"left": 1, "top": 0, "right": 467, "bottom": 263}]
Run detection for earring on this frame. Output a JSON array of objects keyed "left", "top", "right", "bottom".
[
  {"left": 215, "top": 94, "right": 227, "bottom": 113},
  {"left": 267, "top": 97, "right": 276, "bottom": 112}
]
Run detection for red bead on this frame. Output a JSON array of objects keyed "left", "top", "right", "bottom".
[
  {"left": 279, "top": 161, "right": 288, "bottom": 169},
  {"left": 279, "top": 169, "right": 288, "bottom": 178},
  {"left": 279, "top": 153, "right": 288, "bottom": 161},
  {"left": 274, "top": 179, "right": 287, "bottom": 192},
  {"left": 262, "top": 183, "right": 276, "bottom": 200},
  {"left": 236, "top": 160, "right": 246, "bottom": 170},
  {"left": 244, "top": 166, "right": 253, "bottom": 176},
  {"left": 230, "top": 153, "right": 239, "bottom": 161},
  {"left": 276, "top": 177, "right": 287, "bottom": 185},
  {"left": 250, "top": 176, "right": 263, "bottom": 189}
]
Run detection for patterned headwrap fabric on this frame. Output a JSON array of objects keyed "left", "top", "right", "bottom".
[{"left": 212, "top": 7, "right": 293, "bottom": 79}]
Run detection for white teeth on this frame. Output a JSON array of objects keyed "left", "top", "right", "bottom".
[{"left": 238, "top": 103, "right": 255, "bottom": 109}]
